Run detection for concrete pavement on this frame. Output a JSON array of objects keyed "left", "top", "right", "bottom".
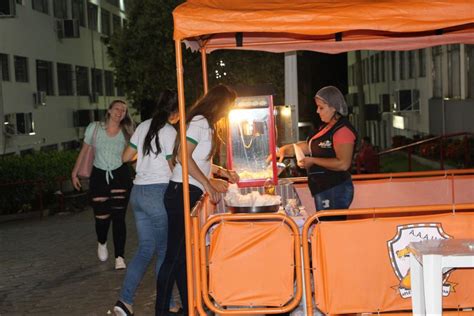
[{"left": 0, "top": 208, "right": 157, "bottom": 316}]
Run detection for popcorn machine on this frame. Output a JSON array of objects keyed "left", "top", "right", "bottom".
[{"left": 227, "top": 95, "right": 278, "bottom": 187}]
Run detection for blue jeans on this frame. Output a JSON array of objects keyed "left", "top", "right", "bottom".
[
  {"left": 313, "top": 179, "right": 354, "bottom": 211},
  {"left": 119, "top": 183, "right": 168, "bottom": 305}
]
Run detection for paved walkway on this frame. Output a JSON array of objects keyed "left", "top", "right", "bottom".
[{"left": 0, "top": 208, "right": 157, "bottom": 316}]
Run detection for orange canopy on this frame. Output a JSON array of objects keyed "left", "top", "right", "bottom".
[{"left": 173, "top": 0, "right": 474, "bottom": 53}]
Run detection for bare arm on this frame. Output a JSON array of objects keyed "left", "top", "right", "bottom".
[
  {"left": 122, "top": 145, "right": 137, "bottom": 163},
  {"left": 71, "top": 142, "right": 91, "bottom": 191},
  {"left": 211, "top": 164, "right": 239, "bottom": 183},
  {"left": 167, "top": 159, "right": 174, "bottom": 172},
  {"left": 300, "top": 142, "right": 355, "bottom": 171},
  {"left": 179, "top": 141, "right": 225, "bottom": 203}
]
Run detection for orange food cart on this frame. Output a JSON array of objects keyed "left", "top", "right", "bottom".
[{"left": 171, "top": 1, "right": 474, "bottom": 315}]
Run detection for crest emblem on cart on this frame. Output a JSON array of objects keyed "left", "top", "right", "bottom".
[{"left": 387, "top": 223, "right": 453, "bottom": 298}]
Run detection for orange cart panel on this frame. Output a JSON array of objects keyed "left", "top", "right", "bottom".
[
  {"left": 311, "top": 213, "right": 474, "bottom": 314},
  {"left": 209, "top": 221, "right": 295, "bottom": 307}
]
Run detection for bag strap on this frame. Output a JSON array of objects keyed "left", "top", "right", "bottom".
[{"left": 92, "top": 122, "right": 100, "bottom": 148}]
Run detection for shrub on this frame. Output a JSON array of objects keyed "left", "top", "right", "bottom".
[{"left": 0, "top": 150, "right": 78, "bottom": 215}]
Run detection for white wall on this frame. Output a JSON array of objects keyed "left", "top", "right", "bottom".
[{"left": 0, "top": 0, "right": 128, "bottom": 154}]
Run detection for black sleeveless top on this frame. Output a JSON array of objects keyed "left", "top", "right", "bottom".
[{"left": 306, "top": 117, "right": 357, "bottom": 195}]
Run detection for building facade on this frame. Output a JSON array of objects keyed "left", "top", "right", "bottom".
[
  {"left": 347, "top": 45, "right": 474, "bottom": 150},
  {"left": 0, "top": 0, "right": 129, "bottom": 155}
]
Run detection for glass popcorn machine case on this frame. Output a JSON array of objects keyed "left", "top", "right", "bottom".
[{"left": 227, "top": 95, "right": 278, "bottom": 187}]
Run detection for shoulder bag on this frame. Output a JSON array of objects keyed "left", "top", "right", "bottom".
[{"left": 77, "top": 122, "right": 100, "bottom": 178}]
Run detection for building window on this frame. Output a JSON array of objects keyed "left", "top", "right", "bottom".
[
  {"left": 14, "top": 56, "right": 28, "bottom": 82},
  {"left": 380, "top": 52, "right": 385, "bottom": 82},
  {"left": 62, "top": 140, "right": 81, "bottom": 150},
  {"left": 32, "top": 0, "right": 48, "bottom": 14},
  {"left": 408, "top": 50, "right": 416, "bottom": 79},
  {"left": 418, "top": 49, "right": 426, "bottom": 77},
  {"left": 0, "top": 0, "right": 15, "bottom": 16},
  {"left": 76, "top": 66, "right": 89, "bottom": 96},
  {"left": 395, "top": 89, "right": 419, "bottom": 111},
  {"left": 467, "top": 45, "right": 474, "bottom": 98},
  {"left": 41, "top": 144, "right": 59, "bottom": 152},
  {"left": 370, "top": 54, "right": 376, "bottom": 83},
  {"left": 57, "top": 63, "right": 73, "bottom": 95},
  {"left": 72, "top": 0, "right": 85, "bottom": 27},
  {"left": 399, "top": 51, "right": 405, "bottom": 80},
  {"left": 112, "top": 14, "right": 121, "bottom": 33},
  {"left": 53, "top": 0, "right": 67, "bottom": 18},
  {"left": 104, "top": 70, "right": 115, "bottom": 96},
  {"left": 379, "top": 94, "right": 391, "bottom": 112},
  {"left": 0, "top": 53, "right": 9, "bottom": 81},
  {"left": 391, "top": 51, "right": 396, "bottom": 81},
  {"left": 101, "top": 8, "right": 111, "bottom": 36},
  {"left": 432, "top": 46, "right": 443, "bottom": 98},
  {"left": 36, "top": 60, "right": 54, "bottom": 95},
  {"left": 87, "top": 2, "right": 98, "bottom": 31},
  {"left": 91, "top": 68, "right": 103, "bottom": 96},
  {"left": 447, "top": 44, "right": 461, "bottom": 98},
  {"left": 4, "top": 112, "right": 35, "bottom": 135},
  {"left": 116, "top": 83, "right": 124, "bottom": 96},
  {"left": 364, "top": 58, "right": 369, "bottom": 84}
]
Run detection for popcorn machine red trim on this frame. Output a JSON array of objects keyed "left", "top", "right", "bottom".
[{"left": 226, "top": 95, "right": 278, "bottom": 188}]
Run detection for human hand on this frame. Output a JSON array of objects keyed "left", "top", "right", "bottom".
[
  {"left": 71, "top": 175, "right": 82, "bottom": 191},
  {"left": 297, "top": 157, "right": 314, "bottom": 169},
  {"left": 205, "top": 179, "right": 228, "bottom": 204},
  {"left": 224, "top": 169, "right": 239, "bottom": 183},
  {"left": 210, "top": 178, "right": 229, "bottom": 193}
]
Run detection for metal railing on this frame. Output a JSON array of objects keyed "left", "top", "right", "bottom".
[{"left": 378, "top": 132, "right": 472, "bottom": 171}]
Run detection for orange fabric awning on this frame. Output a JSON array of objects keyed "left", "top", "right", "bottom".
[{"left": 173, "top": 0, "right": 474, "bottom": 53}]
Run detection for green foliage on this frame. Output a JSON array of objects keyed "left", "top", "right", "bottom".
[
  {"left": 0, "top": 151, "right": 78, "bottom": 215},
  {"left": 107, "top": 0, "right": 202, "bottom": 110},
  {"left": 107, "top": 0, "right": 285, "bottom": 111}
]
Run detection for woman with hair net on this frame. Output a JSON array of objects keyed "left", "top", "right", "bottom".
[{"left": 278, "top": 86, "right": 358, "bottom": 215}]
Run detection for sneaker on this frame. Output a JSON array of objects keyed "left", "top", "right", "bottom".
[
  {"left": 113, "top": 300, "right": 134, "bottom": 316},
  {"left": 115, "top": 256, "right": 126, "bottom": 270},
  {"left": 97, "top": 242, "right": 108, "bottom": 262}
]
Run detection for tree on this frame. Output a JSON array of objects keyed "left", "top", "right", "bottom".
[
  {"left": 107, "top": 0, "right": 284, "bottom": 115},
  {"left": 208, "top": 51, "right": 284, "bottom": 104},
  {"left": 107, "top": 0, "right": 201, "bottom": 116}
]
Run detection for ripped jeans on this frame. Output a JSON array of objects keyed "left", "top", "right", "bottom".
[
  {"left": 89, "top": 164, "right": 132, "bottom": 258},
  {"left": 313, "top": 179, "right": 354, "bottom": 220}
]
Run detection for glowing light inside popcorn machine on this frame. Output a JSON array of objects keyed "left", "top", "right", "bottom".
[{"left": 227, "top": 96, "right": 278, "bottom": 187}]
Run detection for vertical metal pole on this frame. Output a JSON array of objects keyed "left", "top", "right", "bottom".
[
  {"left": 175, "top": 40, "right": 195, "bottom": 316},
  {"left": 201, "top": 47, "right": 208, "bottom": 93}
]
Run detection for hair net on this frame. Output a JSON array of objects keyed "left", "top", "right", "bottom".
[{"left": 315, "top": 86, "right": 348, "bottom": 116}]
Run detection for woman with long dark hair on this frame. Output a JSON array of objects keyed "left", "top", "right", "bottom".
[
  {"left": 71, "top": 100, "right": 135, "bottom": 270},
  {"left": 113, "top": 91, "right": 179, "bottom": 316},
  {"left": 155, "top": 84, "right": 239, "bottom": 316}
]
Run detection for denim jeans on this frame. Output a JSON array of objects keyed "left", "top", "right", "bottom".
[
  {"left": 156, "top": 181, "right": 203, "bottom": 316},
  {"left": 119, "top": 183, "right": 168, "bottom": 305},
  {"left": 313, "top": 179, "right": 354, "bottom": 220}
]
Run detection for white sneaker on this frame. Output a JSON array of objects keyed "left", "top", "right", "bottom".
[
  {"left": 115, "top": 256, "right": 126, "bottom": 270},
  {"left": 97, "top": 242, "right": 108, "bottom": 262}
]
